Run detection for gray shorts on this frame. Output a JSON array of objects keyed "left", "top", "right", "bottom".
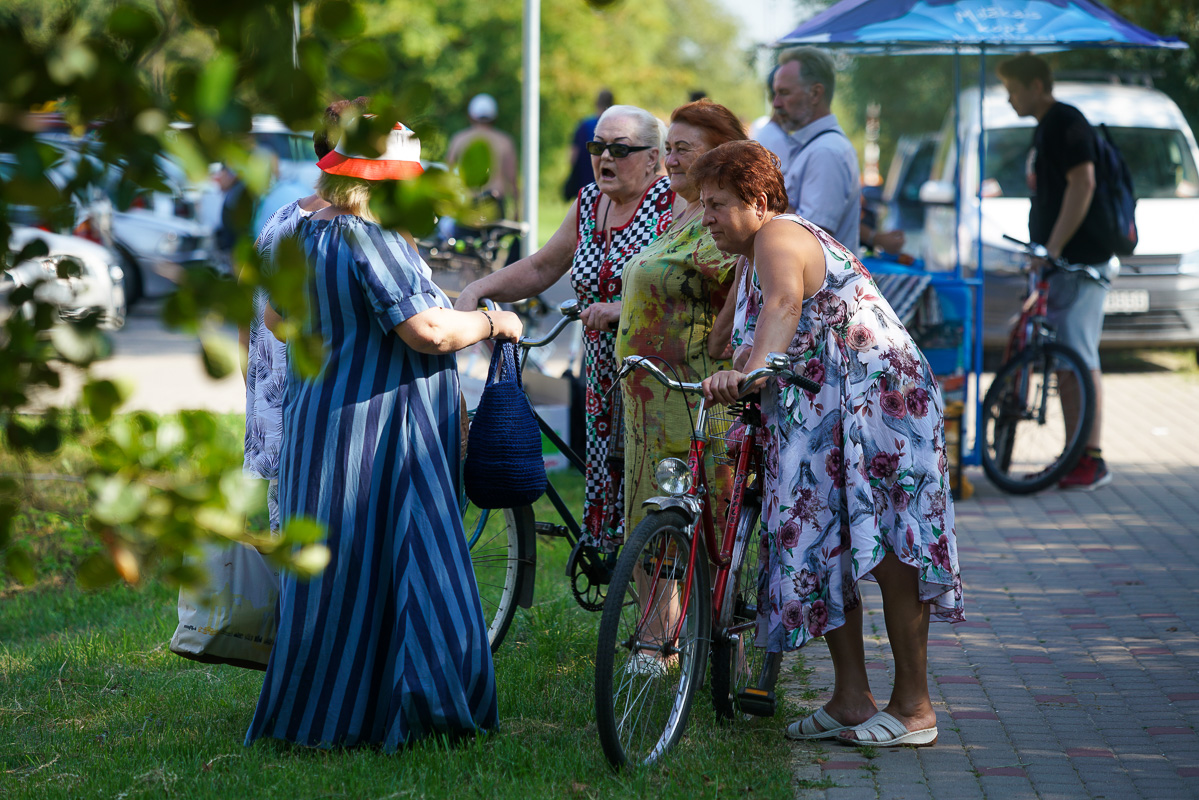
[{"left": 1045, "top": 266, "right": 1109, "bottom": 370}]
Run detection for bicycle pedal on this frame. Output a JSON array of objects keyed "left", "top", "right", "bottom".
[
  {"left": 534, "top": 522, "right": 569, "bottom": 538},
  {"left": 736, "top": 687, "right": 777, "bottom": 717}
]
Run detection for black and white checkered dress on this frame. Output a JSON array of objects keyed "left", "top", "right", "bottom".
[{"left": 569, "top": 177, "right": 675, "bottom": 550}]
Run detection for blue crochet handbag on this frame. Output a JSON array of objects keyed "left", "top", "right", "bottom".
[{"left": 464, "top": 341, "right": 547, "bottom": 508}]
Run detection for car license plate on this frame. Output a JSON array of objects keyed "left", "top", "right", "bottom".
[{"left": 1104, "top": 290, "right": 1150, "bottom": 314}]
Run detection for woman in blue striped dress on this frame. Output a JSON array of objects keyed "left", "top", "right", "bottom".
[{"left": 247, "top": 120, "right": 523, "bottom": 750}]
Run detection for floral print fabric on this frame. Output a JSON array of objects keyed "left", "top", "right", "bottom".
[
  {"left": 615, "top": 216, "right": 738, "bottom": 533},
  {"left": 734, "top": 215, "right": 965, "bottom": 652}
]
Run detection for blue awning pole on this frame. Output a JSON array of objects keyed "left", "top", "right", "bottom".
[
  {"left": 952, "top": 51, "right": 961, "bottom": 280},
  {"left": 970, "top": 46, "right": 988, "bottom": 463}
]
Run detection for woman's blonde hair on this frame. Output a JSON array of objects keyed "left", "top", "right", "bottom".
[{"left": 316, "top": 171, "right": 378, "bottom": 223}]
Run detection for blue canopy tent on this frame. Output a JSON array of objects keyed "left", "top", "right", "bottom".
[{"left": 775, "top": 0, "right": 1185, "bottom": 474}]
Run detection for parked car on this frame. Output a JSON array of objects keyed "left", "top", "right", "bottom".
[
  {"left": 867, "top": 133, "right": 939, "bottom": 257},
  {"left": 3, "top": 225, "right": 126, "bottom": 330},
  {"left": 1, "top": 153, "right": 126, "bottom": 329},
  {"left": 919, "top": 81, "right": 1199, "bottom": 355},
  {"left": 44, "top": 142, "right": 217, "bottom": 306}
]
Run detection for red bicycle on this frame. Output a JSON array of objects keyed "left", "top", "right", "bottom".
[
  {"left": 980, "top": 235, "right": 1108, "bottom": 493},
  {"left": 593, "top": 353, "right": 820, "bottom": 767}
]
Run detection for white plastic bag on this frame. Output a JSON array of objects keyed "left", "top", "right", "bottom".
[{"left": 169, "top": 541, "right": 280, "bottom": 670}]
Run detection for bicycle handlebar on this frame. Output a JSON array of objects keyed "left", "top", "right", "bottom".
[
  {"left": 1001, "top": 234, "right": 1111, "bottom": 287},
  {"left": 518, "top": 299, "right": 581, "bottom": 349},
  {"left": 617, "top": 353, "right": 822, "bottom": 398}
]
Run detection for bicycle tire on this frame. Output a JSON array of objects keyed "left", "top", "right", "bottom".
[
  {"left": 709, "top": 499, "right": 771, "bottom": 720},
  {"left": 462, "top": 501, "right": 534, "bottom": 652},
  {"left": 594, "top": 508, "right": 710, "bottom": 767},
  {"left": 981, "top": 342, "right": 1095, "bottom": 494}
]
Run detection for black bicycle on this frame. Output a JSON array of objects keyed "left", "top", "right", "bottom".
[
  {"left": 980, "top": 236, "right": 1107, "bottom": 494},
  {"left": 462, "top": 299, "right": 622, "bottom": 651}
]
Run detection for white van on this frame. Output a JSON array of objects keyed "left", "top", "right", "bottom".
[{"left": 919, "top": 81, "right": 1199, "bottom": 354}]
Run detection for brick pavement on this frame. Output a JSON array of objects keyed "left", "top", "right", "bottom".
[{"left": 785, "top": 371, "right": 1199, "bottom": 799}]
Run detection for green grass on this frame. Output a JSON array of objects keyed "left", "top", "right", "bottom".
[{"left": 1, "top": 416, "right": 806, "bottom": 799}]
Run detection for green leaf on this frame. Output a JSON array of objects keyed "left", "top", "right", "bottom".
[
  {"left": 283, "top": 517, "right": 325, "bottom": 545},
  {"left": 50, "top": 323, "right": 111, "bottom": 365},
  {"left": 219, "top": 470, "right": 267, "bottom": 516},
  {"left": 106, "top": 3, "right": 162, "bottom": 50},
  {"left": 90, "top": 475, "right": 148, "bottom": 525},
  {"left": 199, "top": 331, "right": 239, "bottom": 380},
  {"left": 290, "top": 544, "right": 331, "bottom": 579},
  {"left": 196, "top": 50, "right": 237, "bottom": 118},
  {"left": 5, "top": 544, "right": 36, "bottom": 586},
  {"left": 76, "top": 552, "right": 120, "bottom": 590},
  {"left": 459, "top": 139, "right": 493, "bottom": 190},
  {"left": 0, "top": 501, "right": 15, "bottom": 548},
  {"left": 12, "top": 238, "right": 50, "bottom": 266},
  {"left": 314, "top": 0, "right": 366, "bottom": 38},
  {"left": 337, "top": 41, "right": 388, "bottom": 83},
  {"left": 82, "top": 378, "right": 131, "bottom": 423},
  {"left": 30, "top": 422, "right": 61, "bottom": 455},
  {"left": 55, "top": 256, "right": 83, "bottom": 279},
  {"left": 194, "top": 507, "right": 245, "bottom": 538}
]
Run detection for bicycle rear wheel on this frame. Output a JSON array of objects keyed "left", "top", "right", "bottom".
[
  {"left": 462, "top": 501, "right": 534, "bottom": 652},
  {"left": 594, "top": 509, "right": 710, "bottom": 767},
  {"left": 981, "top": 342, "right": 1095, "bottom": 494},
  {"left": 710, "top": 499, "right": 775, "bottom": 720}
]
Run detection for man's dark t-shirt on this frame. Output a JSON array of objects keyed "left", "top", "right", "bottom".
[{"left": 1029, "top": 101, "right": 1112, "bottom": 264}]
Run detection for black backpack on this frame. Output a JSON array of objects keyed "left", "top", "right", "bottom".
[{"left": 1091, "top": 124, "right": 1138, "bottom": 257}]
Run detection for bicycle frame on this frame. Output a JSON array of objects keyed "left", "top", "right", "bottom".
[{"left": 616, "top": 354, "right": 815, "bottom": 654}]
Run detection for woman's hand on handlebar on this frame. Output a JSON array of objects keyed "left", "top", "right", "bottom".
[
  {"left": 580, "top": 301, "right": 622, "bottom": 333},
  {"left": 489, "top": 309, "right": 524, "bottom": 342},
  {"left": 702, "top": 369, "right": 765, "bottom": 408}
]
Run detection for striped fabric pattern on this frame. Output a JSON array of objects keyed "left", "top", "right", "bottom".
[{"left": 245, "top": 215, "right": 497, "bottom": 750}]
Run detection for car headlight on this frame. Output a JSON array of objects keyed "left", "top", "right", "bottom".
[
  {"left": 109, "top": 264, "right": 124, "bottom": 282},
  {"left": 1180, "top": 249, "right": 1199, "bottom": 275},
  {"left": 157, "top": 231, "right": 180, "bottom": 256},
  {"left": 655, "top": 458, "right": 693, "bottom": 497}
]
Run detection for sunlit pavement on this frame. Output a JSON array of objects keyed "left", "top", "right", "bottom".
[{"left": 786, "top": 368, "right": 1199, "bottom": 799}]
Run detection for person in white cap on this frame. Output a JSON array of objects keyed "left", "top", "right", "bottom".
[
  {"left": 446, "top": 92, "right": 519, "bottom": 216},
  {"left": 247, "top": 114, "right": 521, "bottom": 751}
]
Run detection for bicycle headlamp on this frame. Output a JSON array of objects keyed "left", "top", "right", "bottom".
[{"left": 655, "top": 458, "right": 693, "bottom": 497}]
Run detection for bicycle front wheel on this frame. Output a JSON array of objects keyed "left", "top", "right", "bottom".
[
  {"left": 463, "top": 501, "right": 534, "bottom": 652},
  {"left": 594, "top": 508, "right": 710, "bottom": 768},
  {"left": 710, "top": 499, "right": 775, "bottom": 720},
  {"left": 981, "top": 342, "right": 1095, "bottom": 494}
]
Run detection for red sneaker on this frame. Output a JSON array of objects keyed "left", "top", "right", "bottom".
[{"left": 1058, "top": 455, "right": 1112, "bottom": 491}]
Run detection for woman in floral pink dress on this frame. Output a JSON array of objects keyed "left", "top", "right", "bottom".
[{"left": 697, "top": 141, "right": 964, "bottom": 749}]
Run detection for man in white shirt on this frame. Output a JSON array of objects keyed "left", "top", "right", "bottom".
[
  {"left": 751, "top": 65, "right": 796, "bottom": 167},
  {"left": 773, "top": 47, "right": 861, "bottom": 255}
]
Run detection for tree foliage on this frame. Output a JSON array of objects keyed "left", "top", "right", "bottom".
[{"left": 0, "top": 0, "right": 760, "bottom": 588}]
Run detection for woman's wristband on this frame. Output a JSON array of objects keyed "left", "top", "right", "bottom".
[{"left": 480, "top": 309, "right": 495, "bottom": 339}]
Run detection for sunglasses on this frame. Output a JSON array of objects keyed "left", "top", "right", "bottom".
[{"left": 585, "top": 141, "right": 653, "bottom": 158}]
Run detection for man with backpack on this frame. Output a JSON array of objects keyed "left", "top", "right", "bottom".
[{"left": 998, "top": 53, "right": 1119, "bottom": 490}]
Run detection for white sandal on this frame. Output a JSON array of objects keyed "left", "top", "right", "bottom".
[
  {"left": 841, "top": 711, "right": 938, "bottom": 747},
  {"left": 785, "top": 707, "right": 851, "bottom": 740}
]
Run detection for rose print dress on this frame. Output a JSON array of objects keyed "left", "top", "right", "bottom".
[
  {"left": 733, "top": 215, "right": 965, "bottom": 651},
  {"left": 570, "top": 177, "right": 675, "bottom": 551},
  {"left": 615, "top": 215, "right": 738, "bottom": 535}
]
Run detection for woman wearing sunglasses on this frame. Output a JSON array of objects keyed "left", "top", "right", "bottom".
[{"left": 456, "top": 104, "right": 681, "bottom": 554}]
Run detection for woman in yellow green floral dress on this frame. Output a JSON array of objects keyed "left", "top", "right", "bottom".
[{"left": 616, "top": 100, "right": 748, "bottom": 534}]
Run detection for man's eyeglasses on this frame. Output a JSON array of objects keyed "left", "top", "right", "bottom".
[{"left": 585, "top": 141, "right": 653, "bottom": 158}]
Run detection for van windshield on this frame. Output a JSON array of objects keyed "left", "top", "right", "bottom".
[{"left": 984, "top": 126, "right": 1199, "bottom": 200}]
